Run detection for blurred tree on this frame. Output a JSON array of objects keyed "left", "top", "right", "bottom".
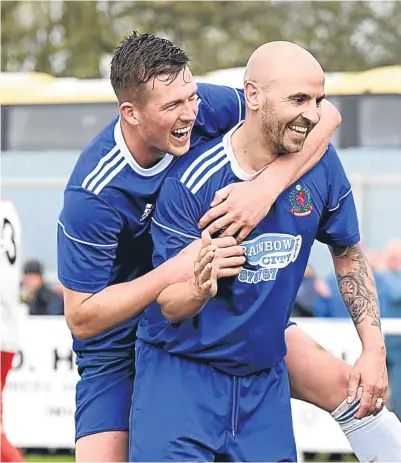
[
  {"left": 58, "top": 2, "right": 110, "bottom": 77},
  {"left": 1, "top": 1, "right": 58, "bottom": 74},
  {"left": 1, "top": 0, "right": 118, "bottom": 77},
  {"left": 1, "top": 2, "right": 22, "bottom": 71},
  {"left": 1, "top": 0, "right": 400, "bottom": 77}
]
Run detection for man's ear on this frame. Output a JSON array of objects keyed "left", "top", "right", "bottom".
[
  {"left": 120, "top": 102, "right": 141, "bottom": 126},
  {"left": 244, "top": 81, "right": 262, "bottom": 111}
]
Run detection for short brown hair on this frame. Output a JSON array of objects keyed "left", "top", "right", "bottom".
[{"left": 110, "top": 31, "right": 190, "bottom": 103}]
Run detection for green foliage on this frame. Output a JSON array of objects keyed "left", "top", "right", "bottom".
[{"left": 1, "top": 1, "right": 400, "bottom": 77}]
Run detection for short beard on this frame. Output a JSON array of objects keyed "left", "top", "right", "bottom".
[{"left": 261, "top": 97, "right": 288, "bottom": 156}]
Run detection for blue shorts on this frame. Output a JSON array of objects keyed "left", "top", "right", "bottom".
[
  {"left": 75, "top": 353, "right": 135, "bottom": 441},
  {"left": 130, "top": 341, "right": 297, "bottom": 462}
]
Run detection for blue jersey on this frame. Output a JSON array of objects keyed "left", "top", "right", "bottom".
[
  {"left": 57, "top": 84, "right": 245, "bottom": 355},
  {"left": 138, "top": 123, "right": 360, "bottom": 376}
]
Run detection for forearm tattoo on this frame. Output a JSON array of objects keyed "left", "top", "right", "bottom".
[{"left": 331, "top": 244, "right": 381, "bottom": 328}]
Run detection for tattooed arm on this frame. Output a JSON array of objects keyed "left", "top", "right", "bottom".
[
  {"left": 330, "top": 243, "right": 382, "bottom": 336},
  {"left": 329, "top": 242, "right": 387, "bottom": 417}
]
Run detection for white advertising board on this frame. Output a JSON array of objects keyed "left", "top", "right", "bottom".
[{"left": 3, "top": 314, "right": 400, "bottom": 452}]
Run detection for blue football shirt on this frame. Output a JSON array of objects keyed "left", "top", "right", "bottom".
[
  {"left": 138, "top": 123, "right": 360, "bottom": 375},
  {"left": 57, "top": 84, "right": 245, "bottom": 355}
]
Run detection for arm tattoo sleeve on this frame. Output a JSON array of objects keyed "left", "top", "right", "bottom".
[{"left": 330, "top": 243, "right": 381, "bottom": 328}]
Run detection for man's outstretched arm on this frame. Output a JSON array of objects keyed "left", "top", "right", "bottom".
[{"left": 329, "top": 242, "right": 387, "bottom": 418}]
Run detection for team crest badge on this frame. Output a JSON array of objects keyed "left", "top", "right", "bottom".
[{"left": 289, "top": 184, "right": 313, "bottom": 217}]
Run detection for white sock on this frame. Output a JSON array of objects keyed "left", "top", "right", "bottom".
[{"left": 332, "top": 390, "right": 401, "bottom": 462}]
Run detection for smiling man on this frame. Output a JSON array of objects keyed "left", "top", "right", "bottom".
[{"left": 133, "top": 41, "right": 390, "bottom": 462}]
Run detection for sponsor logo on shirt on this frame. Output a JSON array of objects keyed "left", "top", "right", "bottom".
[
  {"left": 140, "top": 203, "right": 155, "bottom": 222},
  {"left": 239, "top": 233, "right": 302, "bottom": 284}
]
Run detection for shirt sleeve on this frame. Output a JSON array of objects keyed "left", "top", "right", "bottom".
[
  {"left": 194, "top": 84, "right": 245, "bottom": 142},
  {"left": 57, "top": 186, "right": 123, "bottom": 293},
  {"left": 151, "top": 177, "right": 203, "bottom": 268},
  {"left": 316, "top": 144, "right": 360, "bottom": 246}
]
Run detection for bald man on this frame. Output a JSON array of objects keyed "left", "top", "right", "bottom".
[{"left": 128, "top": 41, "right": 401, "bottom": 462}]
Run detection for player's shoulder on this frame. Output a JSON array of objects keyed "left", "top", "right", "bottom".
[
  {"left": 303, "top": 143, "right": 340, "bottom": 180},
  {"left": 314, "top": 143, "right": 347, "bottom": 183},
  {"left": 197, "top": 84, "right": 243, "bottom": 120},
  {"left": 293, "top": 143, "right": 339, "bottom": 200},
  {"left": 67, "top": 116, "right": 119, "bottom": 184},
  {"left": 197, "top": 83, "right": 243, "bottom": 106},
  {"left": 68, "top": 115, "right": 136, "bottom": 193},
  {"left": 297, "top": 143, "right": 350, "bottom": 209},
  {"left": 166, "top": 126, "right": 237, "bottom": 201},
  {"left": 320, "top": 143, "right": 339, "bottom": 164},
  {"left": 66, "top": 116, "right": 140, "bottom": 207},
  {"left": 324, "top": 143, "right": 344, "bottom": 169},
  {"left": 168, "top": 132, "right": 227, "bottom": 182}
]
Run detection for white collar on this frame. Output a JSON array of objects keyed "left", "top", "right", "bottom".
[
  {"left": 222, "top": 121, "right": 268, "bottom": 181},
  {"left": 114, "top": 118, "right": 174, "bottom": 177}
]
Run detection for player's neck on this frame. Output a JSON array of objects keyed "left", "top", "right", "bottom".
[
  {"left": 231, "top": 119, "right": 277, "bottom": 174},
  {"left": 120, "top": 120, "right": 166, "bottom": 169}
]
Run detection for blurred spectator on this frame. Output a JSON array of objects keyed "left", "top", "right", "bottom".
[
  {"left": 314, "top": 249, "right": 387, "bottom": 318},
  {"left": 381, "top": 240, "right": 401, "bottom": 420},
  {"left": 366, "top": 249, "right": 388, "bottom": 316},
  {"left": 21, "top": 259, "right": 64, "bottom": 316},
  {"left": 293, "top": 265, "right": 328, "bottom": 317}
]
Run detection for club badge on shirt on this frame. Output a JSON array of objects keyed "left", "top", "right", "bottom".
[{"left": 289, "top": 184, "right": 314, "bottom": 217}]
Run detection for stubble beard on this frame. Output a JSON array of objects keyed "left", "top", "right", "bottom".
[{"left": 261, "top": 99, "right": 287, "bottom": 156}]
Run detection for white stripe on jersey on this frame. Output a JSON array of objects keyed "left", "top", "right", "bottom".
[
  {"left": 58, "top": 220, "right": 118, "bottom": 247},
  {"left": 87, "top": 152, "right": 124, "bottom": 192},
  {"left": 181, "top": 142, "right": 223, "bottom": 184},
  {"left": 233, "top": 88, "right": 242, "bottom": 123},
  {"left": 93, "top": 159, "right": 128, "bottom": 195},
  {"left": 191, "top": 157, "right": 230, "bottom": 194},
  {"left": 328, "top": 189, "right": 352, "bottom": 212},
  {"left": 152, "top": 218, "right": 199, "bottom": 240},
  {"left": 185, "top": 149, "right": 226, "bottom": 189},
  {"left": 82, "top": 145, "right": 120, "bottom": 189}
]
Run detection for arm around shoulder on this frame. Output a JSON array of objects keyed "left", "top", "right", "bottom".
[{"left": 254, "top": 98, "right": 342, "bottom": 199}]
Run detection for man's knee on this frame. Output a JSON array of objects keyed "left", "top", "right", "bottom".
[
  {"left": 76, "top": 431, "right": 128, "bottom": 462},
  {"left": 285, "top": 325, "right": 351, "bottom": 411}
]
